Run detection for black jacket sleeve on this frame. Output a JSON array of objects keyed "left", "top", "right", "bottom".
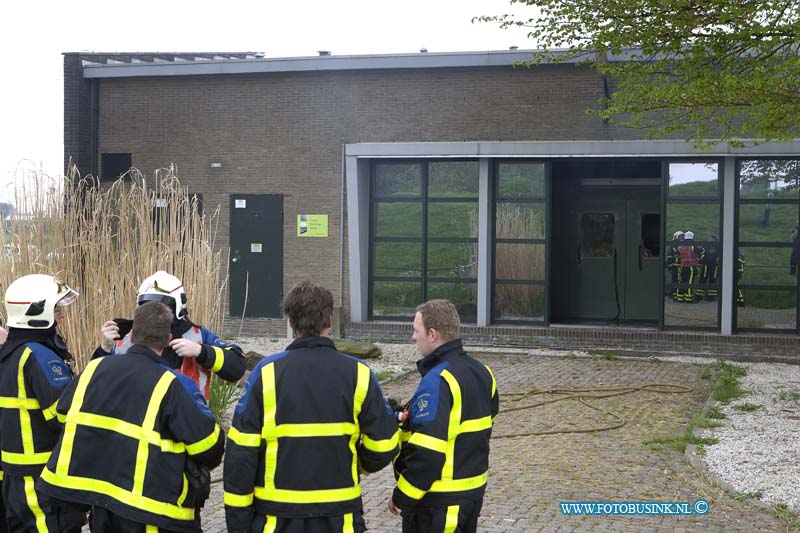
[
  {"left": 197, "top": 328, "right": 246, "bottom": 382},
  {"left": 162, "top": 378, "right": 224, "bottom": 469},
  {"left": 355, "top": 370, "right": 399, "bottom": 474}
]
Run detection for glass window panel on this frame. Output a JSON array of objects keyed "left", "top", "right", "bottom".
[
  {"left": 374, "top": 242, "right": 421, "bottom": 278},
  {"left": 375, "top": 202, "right": 421, "bottom": 238},
  {"left": 495, "top": 202, "right": 546, "bottom": 240},
  {"left": 498, "top": 163, "right": 546, "bottom": 197},
  {"left": 666, "top": 204, "right": 720, "bottom": 244},
  {"left": 737, "top": 246, "right": 796, "bottom": 287},
  {"left": 372, "top": 281, "right": 422, "bottom": 317},
  {"left": 581, "top": 213, "right": 614, "bottom": 258},
  {"left": 427, "top": 282, "right": 477, "bottom": 323},
  {"left": 668, "top": 162, "right": 719, "bottom": 197},
  {"left": 495, "top": 243, "right": 546, "bottom": 281},
  {"left": 428, "top": 162, "right": 479, "bottom": 198},
  {"left": 375, "top": 163, "right": 421, "bottom": 196},
  {"left": 738, "top": 204, "right": 799, "bottom": 243},
  {"left": 739, "top": 159, "right": 800, "bottom": 198},
  {"left": 737, "top": 289, "right": 797, "bottom": 330},
  {"left": 428, "top": 203, "right": 478, "bottom": 239},
  {"left": 427, "top": 243, "right": 477, "bottom": 279},
  {"left": 641, "top": 213, "right": 660, "bottom": 257},
  {"left": 663, "top": 294, "right": 719, "bottom": 328},
  {"left": 495, "top": 284, "right": 545, "bottom": 322}
]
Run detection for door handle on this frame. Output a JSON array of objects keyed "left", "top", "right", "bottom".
[
  {"left": 639, "top": 245, "right": 643, "bottom": 271},
  {"left": 576, "top": 243, "right": 582, "bottom": 265}
]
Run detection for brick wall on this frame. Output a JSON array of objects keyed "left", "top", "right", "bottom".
[{"left": 65, "top": 59, "right": 688, "bottom": 328}]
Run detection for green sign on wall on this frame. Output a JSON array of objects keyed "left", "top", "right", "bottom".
[{"left": 297, "top": 214, "right": 328, "bottom": 237}]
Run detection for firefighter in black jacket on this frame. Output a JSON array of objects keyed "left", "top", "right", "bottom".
[
  {"left": 37, "top": 301, "right": 224, "bottom": 532},
  {"left": 0, "top": 274, "right": 86, "bottom": 532},
  {"left": 389, "top": 299, "right": 499, "bottom": 533},
  {"left": 94, "top": 270, "right": 245, "bottom": 398},
  {"left": 224, "top": 281, "right": 399, "bottom": 533}
]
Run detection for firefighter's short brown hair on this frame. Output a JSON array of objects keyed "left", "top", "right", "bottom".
[
  {"left": 282, "top": 281, "right": 334, "bottom": 337},
  {"left": 416, "top": 299, "right": 460, "bottom": 341},
  {"left": 132, "top": 301, "right": 173, "bottom": 350}
]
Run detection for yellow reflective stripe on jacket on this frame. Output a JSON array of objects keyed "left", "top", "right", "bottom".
[
  {"left": 2, "top": 450, "right": 50, "bottom": 465},
  {"left": 272, "top": 422, "right": 355, "bottom": 438},
  {"left": 0, "top": 471, "right": 3, "bottom": 481},
  {"left": 42, "top": 400, "right": 59, "bottom": 422},
  {"left": 57, "top": 358, "right": 103, "bottom": 477},
  {"left": 145, "top": 525, "right": 158, "bottom": 533},
  {"left": 350, "top": 363, "right": 369, "bottom": 486},
  {"left": 459, "top": 416, "right": 492, "bottom": 433},
  {"left": 263, "top": 515, "right": 277, "bottom": 533},
  {"left": 440, "top": 370, "right": 461, "bottom": 481},
  {"left": 40, "top": 467, "right": 195, "bottom": 521},
  {"left": 18, "top": 348, "right": 36, "bottom": 455},
  {"left": 485, "top": 364, "right": 496, "bottom": 399},
  {"left": 343, "top": 512, "right": 354, "bottom": 533},
  {"left": 407, "top": 432, "right": 447, "bottom": 454},
  {"left": 429, "top": 472, "right": 488, "bottom": 493},
  {"left": 362, "top": 431, "right": 399, "bottom": 453},
  {"left": 210, "top": 347, "right": 225, "bottom": 373},
  {"left": 223, "top": 490, "right": 254, "bottom": 507},
  {"left": 186, "top": 423, "right": 221, "bottom": 455},
  {"left": 262, "top": 363, "right": 279, "bottom": 490},
  {"left": 228, "top": 427, "right": 261, "bottom": 447},
  {"left": 444, "top": 505, "right": 459, "bottom": 533},
  {"left": 0, "top": 397, "right": 41, "bottom": 409},
  {"left": 254, "top": 484, "right": 360, "bottom": 504},
  {"left": 397, "top": 474, "right": 426, "bottom": 500},
  {"left": 65, "top": 412, "right": 185, "bottom": 453},
  {"left": 133, "top": 373, "right": 175, "bottom": 496},
  {"left": 23, "top": 475, "right": 47, "bottom": 533}
]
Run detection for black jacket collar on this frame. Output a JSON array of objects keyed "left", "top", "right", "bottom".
[
  {"left": 0, "top": 327, "right": 73, "bottom": 363},
  {"left": 126, "top": 344, "right": 171, "bottom": 365},
  {"left": 417, "top": 338, "right": 466, "bottom": 377},
  {"left": 286, "top": 336, "right": 336, "bottom": 351}
]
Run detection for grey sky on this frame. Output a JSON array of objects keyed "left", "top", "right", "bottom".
[{"left": 0, "top": 0, "right": 532, "bottom": 199}]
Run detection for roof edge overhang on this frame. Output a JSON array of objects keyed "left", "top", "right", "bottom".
[
  {"left": 344, "top": 140, "right": 800, "bottom": 158},
  {"left": 81, "top": 48, "right": 640, "bottom": 79}
]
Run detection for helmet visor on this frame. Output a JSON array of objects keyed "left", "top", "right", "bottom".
[
  {"left": 137, "top": 293, "right": 177, "bottom": 314},
  {"left": 56, "top": 289, "right": 79, "bottom": 308}
]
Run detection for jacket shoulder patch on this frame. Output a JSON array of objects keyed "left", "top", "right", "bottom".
[
  {"left": 410, "top": 362, "right": 448, "bottom": 425},
  {"left": 27, "top": 343, "right": 72, "bottom": 388}
]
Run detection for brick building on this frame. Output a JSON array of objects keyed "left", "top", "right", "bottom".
[{"left": 63, "top": 50, "right": 800, "bottom": 343}]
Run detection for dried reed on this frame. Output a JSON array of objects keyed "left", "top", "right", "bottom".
[{"left": 0, "top": 165, "right": 226, "bottom": 370}]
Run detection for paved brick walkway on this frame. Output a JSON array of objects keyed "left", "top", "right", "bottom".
[{"left": 202, "top": 354, "right": 789, "bottom": 532}]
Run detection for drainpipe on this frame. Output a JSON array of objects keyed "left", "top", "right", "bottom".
[{"left": 339, "top": 143, "right": 346, "bottom": 335}]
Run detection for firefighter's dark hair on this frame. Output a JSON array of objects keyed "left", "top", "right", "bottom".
[
  {"left": 132, "top": 301, "right": 173, "bottom": 350},
  {"left": 282, "top": 281, "right": 333, "bottom": 337},
  {"left": 416, "top": 299, "right": 460, "bottom": 341}
]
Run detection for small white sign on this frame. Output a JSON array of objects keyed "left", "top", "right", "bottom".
[
  {"left": 251, "top": 243, "right": 263, "bottom": 253},
  {"left": 155, "top": 198, "right": 167, "bottom": 208},
  {"left": 235, "top": 199, "right": 247, "bottom": 208}
]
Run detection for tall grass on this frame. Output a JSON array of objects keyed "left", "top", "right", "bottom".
[{"left": 0, "top": 165, "right": 226, "bottom": 371}]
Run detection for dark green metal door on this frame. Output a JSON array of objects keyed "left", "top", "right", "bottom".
[
  {"left": 554, "top": 184, "right": 660, "bottom": 322},
  {"left": 229, "top": 194, "right": 283, "bottom": 317}
]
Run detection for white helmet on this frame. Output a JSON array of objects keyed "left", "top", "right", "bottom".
[
  {"left": 684, "top": 231, "right": 695, "bottom": 240},
  {"left": 5, "top": 274, "right": 78, "bottom": 329},
  {"left": 137, "top": 271, "right": 187, "bottom": 319},
  {"left": 672, "top": 231, "right": 684, "bottom": 240}
]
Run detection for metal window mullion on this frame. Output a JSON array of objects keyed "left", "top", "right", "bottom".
[{"left": 422, "top": 163, "right": 429, "bottom": 301}]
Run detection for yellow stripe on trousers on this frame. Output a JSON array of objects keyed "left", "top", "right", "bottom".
[
  {"left": 23, "top": 476, "right": 48, "bottom": 533},
  {"left": 444, "top": 505, "right": 460, "bottom": 533}
]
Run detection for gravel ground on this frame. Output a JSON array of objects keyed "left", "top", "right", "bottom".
[{"left": 234, "top": 337, "right": 800, "bottom": 513}]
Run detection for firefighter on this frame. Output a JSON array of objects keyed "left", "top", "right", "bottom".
[
  {"left": 0, "top": 274, "right": 86, "bottom": 532},
  {"left": 224, "top": 281, "right": 399, "bottom": 533},
  {"left": 389, "top": 299, "right": 499, "bottom": 533},
  {"left": 37, "top": 301, "right": 224, "bottom": 532},
  {"left": 678, "top": 231, "right": 704, "bottom": 303},
  {"left": 699, "top": 234, "right": 720, "bottom": 301},
  {"left": 736, "top": 250, "right": 746, "bottom": 306},
  {"left": 667, "top": 231, "right": 684, "bottom": 301},
  {"left": 94, "top": 270, "right": 245, "bottom": 398}
]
